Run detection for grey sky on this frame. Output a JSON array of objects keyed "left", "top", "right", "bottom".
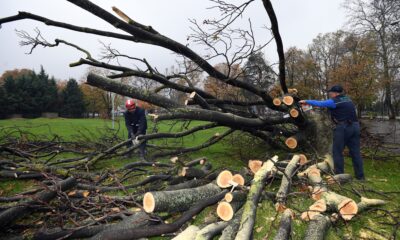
[{"left": 0, "top": 0, "right": 346, "bottom": 81}]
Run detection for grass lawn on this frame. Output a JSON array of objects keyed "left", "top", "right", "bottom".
[{"left": 0, "top": 117, "right": 399, "bottom": 239}]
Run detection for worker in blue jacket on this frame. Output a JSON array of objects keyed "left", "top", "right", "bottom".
[
  {"left": 124, "top": 99, "right": 147, "bottom": 160},
  {"left": 299, "top": 85, "right": 365, "bottom": 180}
]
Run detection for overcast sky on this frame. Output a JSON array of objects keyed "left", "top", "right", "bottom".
[{"left": 0, "top": 0, "right": 346, "bottom": 81}]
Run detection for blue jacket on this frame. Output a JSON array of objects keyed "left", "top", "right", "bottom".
[
  {"left": 124, "top": 107, "right": 147, "bottom": 135},
  {"left": 305, "top": 95, "right": 358, "bottom": 123}
]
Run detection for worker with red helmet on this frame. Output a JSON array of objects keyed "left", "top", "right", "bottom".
[{"left": 124, "top": 99, "right": 147, "bottom": 160}]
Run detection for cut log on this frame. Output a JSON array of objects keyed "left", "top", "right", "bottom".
[
  {"left": 180, "top": 167, "right": 208, "bottom": 179},
  {"left": 301, "top": 199, "right": 327, "bottom": 221},
  {"left": 282, "top": 95, "right": 294, "bottom": 106},
  {"left": 273, "top": 98, "right": 282, "bottom": 106},
  {"left": 172, "top": 225, "right": 200, "bottom": 240},
  {"left": 289, "top": 108, "right": 299, "bottom": 118},
  {"left": 195, "top": 221, "right": 229, "bottom": 240},
  {"left": 216, "top": 170, "right": 233, "bottom": 188},
  {"left": 303, "top": 197, "right": 386, "bottom": 240},
  {"left": 143, "top": 183, "right": 221, "bottom": 213},
  {"left": 299, "top": 154, "right": 308, "bottom": 165},
  {"left": 217, "top": 200, "right": 245, "bottom": 221},
  {"left": 276, "top": 155, "right": 300, "bottom": 211},
  {"left": 0, "top": 177, "right": 77, "bottom": 228},
  {"left": 219, "top": 208, "right": 243, "bottom": 240},
  {"left": 320, "top": 191, "right": 358, "bottom": 221},
  {"left": 326, "top": 173, "right": 352, "bottom": 185},
  {"left": 288, "top": 88, "right": 298, "bottom": 94},
  {"left": 284, "top": 137, "right": 298, "bottom": 149},
  {"left": 234, "top": 155, "right": 279, "bottom": 240},
  {"left": 224, "top": 191, "right": 247, "bottom": 203},
  {"left": 273, "top": 208, "right": 293, "bottom": 240},
  {"left": 315, "top": 155, "right": 334, "bottom": 174},
  {"left": 248, "top": 160, "right": 263, "bottom": 175},
  {"left": 303, "top": 213, "right": 331, "bottom": 240},
  {"left": 185, "top": 157, "right": 207, "bottom": 167},
  {"left": 357, "top": 197, "right": 386, "bottom": 212},
  {"left": 232, "top": 174, "right": 245, "bottom": 186},
  {"left": 100, "top": 190, "right": 228, "bottom": 240},
  {"left": 34, "top": 211, "right": 151, "bottom": 240}
]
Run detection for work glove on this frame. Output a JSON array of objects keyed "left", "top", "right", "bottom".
[{"left": 132, "top": 137, "right": 140, "bottom": 146}]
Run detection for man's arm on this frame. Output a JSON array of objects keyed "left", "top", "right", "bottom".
[
  {"left": 304, "top": 99, "right": 336, "bottom": 109},
  {"left": 124, "top": 112, "right": 134, "bottom": 137},
  {"left": 137, "top": 109, "right": 147, "bottom": 135}
]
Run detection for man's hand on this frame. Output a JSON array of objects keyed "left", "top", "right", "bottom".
[
  {"left": 132, "top": 136, "right": 141, "bottom": 146},
  {"left": 299, "top": 100, "right": 308, "bottom": 105}
]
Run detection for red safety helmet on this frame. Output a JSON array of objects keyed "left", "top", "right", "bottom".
[{"left": 125, "top": 99, "right": 136, "bottom": 111}]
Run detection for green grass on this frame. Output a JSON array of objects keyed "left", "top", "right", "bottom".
[{"left": 0, "top": 117, "right": 399, "bottom": 239}]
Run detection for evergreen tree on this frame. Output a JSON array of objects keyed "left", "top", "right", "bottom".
[{"left": 60, "top": 78, "right": 85, "bottom": 118}]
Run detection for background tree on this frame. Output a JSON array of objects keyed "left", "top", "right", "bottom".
[
  {"left": 60, "top": 78, "right": 85, "bottom": 118},
  {"left": 344, "top": 0, "right": 400, "bottom": 119},
  {"left": 330, "top": 34, "right": 380, "bottom": 117}
]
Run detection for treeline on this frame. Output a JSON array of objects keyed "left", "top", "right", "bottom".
[
  {"left": 285, "top": 0, "right": 400, "bottom": 118},
  {"left": 0, "top": 67, "right": 85, "bottom": 119}
]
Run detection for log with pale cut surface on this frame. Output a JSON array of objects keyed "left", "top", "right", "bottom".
[
  {"left": 143, "top": 183, "right": 221, "bottom": 213},
  {"left": 216, "top": 170, "right": 234, "bottom": 188},
  {"left": 276, "top": 154, "right": 301, "bottom": 211},
  {"left": 248, "top": 160, "right": 263, "bottom": 174},
  {"left": 217, "top": 200, "right": 245, "bottom": 221},
  {"left": 235, "top": 155, "right": 279, "bottom": 240}
]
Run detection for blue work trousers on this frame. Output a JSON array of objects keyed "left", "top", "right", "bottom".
[{"left": 332, "top": 122, "right": 365, "bottom": 180}]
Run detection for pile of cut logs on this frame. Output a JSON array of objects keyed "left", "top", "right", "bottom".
[{"left": 1, "top": 153, "right": 386, "bottom": 240}]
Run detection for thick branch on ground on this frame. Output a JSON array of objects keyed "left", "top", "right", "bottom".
[
  {"left": 273, "top": 208, "right": 293, "bottom": 240},
  {"left": 99, "top": 190, "right": 228, "bottom": 240},
  {"left": 235, "top": 155, "right": 279, "bottom": 240},
  {"left": 275, "top": 154, "right": 300, "bottom": 211},
  {"left": 0, "top": 177, "right": 77, "bottom": 228},
  {"left": 143, "top": 183, "right": 221, "bottom": 213}
]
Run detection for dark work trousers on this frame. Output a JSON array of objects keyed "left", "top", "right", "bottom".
[
  {"left": 127, "top": 130, "right": 147, "bottom": 158},
  {"left": 332, "top": 122, "right": 365, "bottom": 180}
]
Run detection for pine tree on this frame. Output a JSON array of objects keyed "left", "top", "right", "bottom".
[{"left": 60, "top": 78, "right": 86, "bottom": 118}]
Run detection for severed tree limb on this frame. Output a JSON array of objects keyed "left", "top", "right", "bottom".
[
  {"left": 34, "top": 211, "right": 150, "bottom": 240},
  {"left": 0, "top": 177, "right": 77, "bottom": 228},
  {"left": 303, "top": 213, "right": 331, "bottom": 240},
  {"left": 195, "top": 221, "right": 229, "bottom": 240},
  {"left": 219, "top": 208, "right": 244, "bottom": 240},
  {"left": 273, "top": 208, "right": 293, "bottom": 240},
  {"left": 98, "top": 190, "right": 228, "bottom": 240},
  {"left": 275, "top": 154, "right": 300, "bottom": 211},
  {"left": 234, "top": 155, "right": 279, "bottom": 240},
  {"left": 172, "top": 225, "right": 200, "bottom": 240},
  {"left": 143, "top": 183, "right": 222, "bottom": 213}
]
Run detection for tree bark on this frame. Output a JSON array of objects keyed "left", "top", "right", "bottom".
[
  {"left": 273, "top": 209, "right": 293, "bottom": 240},
  {"left": 143, "top": 183, "right": 221, "bottom": 213},
  {"left": 234, "top": 156, "right": 279, "bottom": 240},
  {"left": 0, "top": 177, "right": 76, "bottom": 228}
]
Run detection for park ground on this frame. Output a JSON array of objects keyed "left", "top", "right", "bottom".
[{"left": 0, "top": 117, "right": 399, "bottom": 239}]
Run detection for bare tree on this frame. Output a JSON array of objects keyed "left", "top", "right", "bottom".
[
  {"left": 0, "top": 0, "right": 331, "bottom": 157},
  {"left": 344, "top": 0, "right": 400, "bottom": 119}
]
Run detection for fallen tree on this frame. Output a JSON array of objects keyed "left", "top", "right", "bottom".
[{"left": 0, "top": 0, "right": 395, "bottom": 239}]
